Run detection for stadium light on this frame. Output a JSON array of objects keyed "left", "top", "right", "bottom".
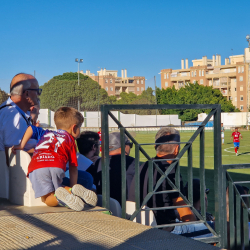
[
  {"left": 246, "top": 35, "right": 250, "bottom": 47},
  {"left": 75, "top": 58, "right": 83, "bottom": 111}
]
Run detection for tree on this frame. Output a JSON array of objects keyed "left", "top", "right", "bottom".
[
  {"left": 51, "top": 72, "right": 86, "bottom": 81},
  {"left": 40, "top": 72, "right": 110, "bottom": 111},
  {"left": 116, "top": 92, "right": 138, "bottom": 104},
  {"left": 157, "top": 83, "right": 239, "bottom": 121},
  {"left": 0, "top": 89, "right": 8, "bottom": 104},
  {"left": 115, "top": 87, "right": 158, "bottom": 114}
]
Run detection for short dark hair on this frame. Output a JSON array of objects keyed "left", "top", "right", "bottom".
[
  {"left": 77, "top": 131, "right": 99, "bottom": 155},
  {"left": 54, "top": 107, "right": 84, "bottom": 130}
]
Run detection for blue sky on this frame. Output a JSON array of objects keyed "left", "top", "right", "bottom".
[{"left": 0, "top": 0, "right": 249, "bottom": 93}]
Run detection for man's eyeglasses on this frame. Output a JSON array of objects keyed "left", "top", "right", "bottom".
[{"left": 23, "top": 88, "right": 42, "bottom": 96}]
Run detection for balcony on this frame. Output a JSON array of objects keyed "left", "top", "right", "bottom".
[
  {"left": 221, "top": 82, "right": 228, "bottom": 87},
  {"left": 170, "top": 72, "right": 190, "bottom": 81}
]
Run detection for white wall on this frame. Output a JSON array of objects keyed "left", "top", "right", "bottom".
[
  {"left": 38, "top": 109, "right": 181, "bottom": 128},
  {"left": 198, "top": 112, "right": 249, "bottom": 126}
]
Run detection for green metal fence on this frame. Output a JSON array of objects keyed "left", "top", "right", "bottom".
[
  {"left": 223, "top": 164, "right": 250, "bottom": 250},
  {"left": 100, "top": 104, "right": 225, "bottom": 247}
]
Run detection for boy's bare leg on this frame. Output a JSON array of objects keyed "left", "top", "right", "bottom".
[
  {"left": 41, "top": 187, "right": 72, "bottom": 207},
  {"left": 41, "top": 192, "right": 58, "bottom": 206}
]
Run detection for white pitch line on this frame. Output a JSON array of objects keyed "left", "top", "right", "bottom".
[
  {"left": 139, "top": 155, "right": 231, "bottom": 161},
  {"left": 224, "top": 145, "right": 250, "bottom": 155}
]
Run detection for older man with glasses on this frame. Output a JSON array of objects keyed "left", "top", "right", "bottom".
[{"left": 0, "top": 73, "right": 42, "bottom": 155}]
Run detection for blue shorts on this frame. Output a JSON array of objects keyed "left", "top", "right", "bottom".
[
  {"left": 29, "top": 167, "right": 65, "bottom": 198},
  {"left": 234, "top": 142, "right": 240, "bottom": 147}
]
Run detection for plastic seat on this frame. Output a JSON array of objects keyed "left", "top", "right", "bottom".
[
  {"left": 97, "top": 195, "right": 122, "bottom": 217},
  {"left": 8, "top": 149, "right": 46, "bottom": 206},
  {"left": 0, "top": 151, "right": 9, "bottom": 199},
  {"left": 126, "top": 201, "right": 157, "bottom": 226}
]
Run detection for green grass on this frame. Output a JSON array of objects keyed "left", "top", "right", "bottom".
[{"left": 129, "top": 130, "right": 250, "bottom": 214}]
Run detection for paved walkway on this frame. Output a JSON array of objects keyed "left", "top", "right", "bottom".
[{"left": 0, "top": 199, "right": 220, "bottom": 249}]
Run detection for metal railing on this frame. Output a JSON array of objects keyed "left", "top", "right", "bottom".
[
  {"left": 222, "top": 164, "right": 250, "bottom": 250},
  {"left": 100, "top": 104, "right": 225, "bottom": 247}
]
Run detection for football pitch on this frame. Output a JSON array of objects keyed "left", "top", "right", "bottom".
[{"left": 130, "top": 130, "right": 250, "bottom": 214}]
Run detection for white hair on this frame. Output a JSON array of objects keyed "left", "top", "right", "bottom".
[
  {"left": 10, "top": 81, "right": 31, "bottom": 96},
  {"left": 155, "top": 127, "right": 180, "bottom": 154}
]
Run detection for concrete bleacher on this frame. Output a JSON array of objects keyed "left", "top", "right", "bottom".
[
  {"left": 0, "top": 150, "right": 220, "bottom": 249},
  {"left": 0, "top": 198, "right": 220, "bottom": 250}
]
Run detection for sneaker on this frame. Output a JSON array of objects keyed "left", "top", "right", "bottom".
[
  {"left": 71, "top": 184, "right": 98, "bottom": 207},
  {"left": 55, "top": 187, "right": 84, "bottom": 211},
  {"left": 236, "top": 153, "right": 238, "bottom": 156}
]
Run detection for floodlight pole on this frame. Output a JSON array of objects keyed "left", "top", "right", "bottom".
[
  {"left": 246, "top": 35, "right": 250, "bottom": 129},
  {"left": 154, "top": 76, "right": 157, "bottom": 126},
  {"left": 98, "top": 73, "right": 100, "bottom": 127},
  {"left": 75, "top": 58, "right": 83, "bottom": 111}
]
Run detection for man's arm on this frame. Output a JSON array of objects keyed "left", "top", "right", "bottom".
[
  {"left": 11, "top": 126, "right": 33, "bottom": 154},
  {"left": 69, "top": 165, "right": 78, "bottom": 187},
  {"left": 172, "top": 197, "right": 197, "bottom": 221}
]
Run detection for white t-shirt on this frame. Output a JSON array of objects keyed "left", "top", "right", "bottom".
[
  {"left": 66, "top": 153, "right": 93, "bottom": 171},
  {"left": 66, "top": 153, "right": 95, "bottom": 189},
  {"left": 0, "top": 98, "right": 34, "bottom": 151}
]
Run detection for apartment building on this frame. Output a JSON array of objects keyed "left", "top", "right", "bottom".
[
  {"left": 81, "top": 68, "right": 145, "bottom": 98},
  {"left": 160, "top": 48, "right": 250, "bottom": 111}
]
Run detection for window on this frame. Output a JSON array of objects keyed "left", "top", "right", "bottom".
[
  {"left": 164, "top": 74, "right": 166, "bottom": 79},
  {"left": 141, "top": 87, "right": 144, "bottom": 91},
  {"left": 242, "top": 66, "right": 244, "bottom": 73},
  {"left": 238, "top": 67, "right": 241, "bottom": 73},
  {"left": 202, "top": 70, "right": 204, "bottom": 76},
  {"left": 240, "top": 96, "right": 243, "bottom": 101},
  {"left": 194, "top": 71, "right": 196, "bottom": 77},
  {"left": 229, "top": 96, "right": 232, "bottom": 100},
  {"left": 141, "top": 80, "right": 143, "bottom": 84},
  {"left": 240, "top": 86, "right": 243, "bottom": 91},
  {"left": 137, "top": 87, "right": 139, "bottom": 91},
  {"left": 110, "top": 87, "right": 113, "bottom": 91},
  {"left": 193, "top": 80, "right": 196, "bottom": 83},
  {"left": 235, "top": 97, "right": 237, "bottom": 101},
  {"left": 110, "top": 79, "right": 112, "bottom": 83},
  {"left": 167, "top": 73, "right": 169, "bottom": 79},
  {"left": 191, "top": 71, "right": 193, "bottom": 77},
  {"left": 235, "top": 88, "right": 237, "bottom": 91},
  {"left": 105, "top": 87, "right": 108, "bottom": 91},
  {"left": 200, "top": 79, "right": 203, "bottom": 84},
  {"left": 199, "top": 70, "right": 201, "bottom": 76},
  {"left": 240, "top": 105, "right": 244, "bottom": 110},
  {"left": 137, "top": 80, "right": 139, "bottom": 84},
  {"left": 165, "top": 82, "right": 168, "bottom": 87},
  {"left": 239, "top": 76, "right": 243, "bottom": 81},
  {"left": 105, "top": 79, "right": 108, "bottom": 83}
]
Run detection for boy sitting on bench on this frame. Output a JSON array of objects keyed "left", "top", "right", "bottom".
[{"left": 12, "top": 107, "right": 97, "bottom": 211}]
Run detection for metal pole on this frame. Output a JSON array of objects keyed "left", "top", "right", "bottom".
[
  {"left": 246, "top": 35, "right": 250, "bottom": 129},
  {"left": 78, "top": 61, "right": 80, "bottom": 111},
  {"left": 154, "top": 76, "right": 157, "bottom": 126},
  {"left": 98, "top": 74, "right": 100, "bottom": 127}
]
